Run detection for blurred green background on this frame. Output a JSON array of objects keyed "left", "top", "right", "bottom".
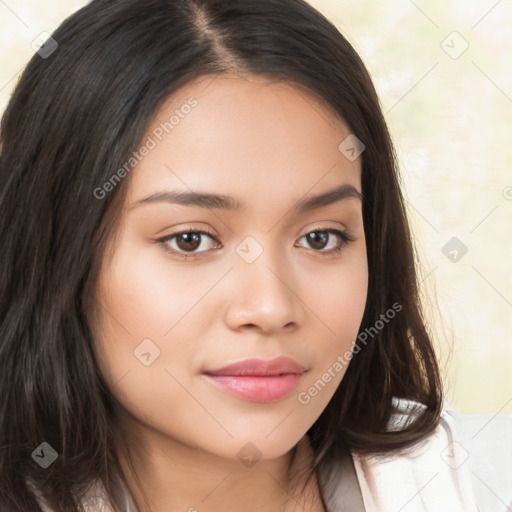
[{"left": 1, "top": 0, "right": 511, "bottom": 413}]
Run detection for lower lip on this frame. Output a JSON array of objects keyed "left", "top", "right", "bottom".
[{"left": 203, "top": 373, "right": 305, "bottom": 403}]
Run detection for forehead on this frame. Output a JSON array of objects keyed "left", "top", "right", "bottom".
[{"left": 125, "top": 73, "right": 361, "bottom": 208}]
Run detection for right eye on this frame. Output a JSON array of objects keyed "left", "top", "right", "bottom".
[{"left": 157, "top": 229, "right": 221, "bottom": 258}]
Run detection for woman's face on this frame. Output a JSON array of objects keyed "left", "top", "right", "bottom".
[{"left": 93, "top": 74, "right": 368, "bottom": 461}]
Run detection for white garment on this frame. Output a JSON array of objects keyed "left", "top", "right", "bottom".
[
  {"left": 444, "top": 408, "right": 512, "bottom": 512},
  {"left": 350, "top": 408, "right": 478, "bottom": 511}
]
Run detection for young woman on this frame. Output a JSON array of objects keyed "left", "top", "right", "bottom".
[{"left": 0, "top": 0, "right": 478, "bottom": 510}]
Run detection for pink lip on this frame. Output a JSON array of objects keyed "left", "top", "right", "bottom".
[{"left": 203, "top": 356, "right": 307, "bottom": 403}]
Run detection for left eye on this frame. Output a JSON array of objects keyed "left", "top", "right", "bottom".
[
  {"left": 157, "top": 228, "right": 354, "bottom": 257},
  {"left": 296, "top": 229, "right": 354, "bottom": 253},
  {"left": 159, "top": 230, "right": 219, "bottom": 255}
]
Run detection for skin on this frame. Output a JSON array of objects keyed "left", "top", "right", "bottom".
[{"left": 93, "top": 73, "right": 368, "bottom": 512}]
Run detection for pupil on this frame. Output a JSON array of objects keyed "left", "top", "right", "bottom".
[
  {"left": 177, "top": 233, "right": 201, "bottom": 251},
  {"left": 308, "top": 232, "right": 327, "bottom": 250}
]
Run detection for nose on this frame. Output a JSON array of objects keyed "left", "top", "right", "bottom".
[{"left": 223, "top": 245, "right": 305, "bottom": 335}]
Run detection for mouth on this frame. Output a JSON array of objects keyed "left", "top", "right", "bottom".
[{"left": 203, "top": 356, "right": 307, "bottom": 403}]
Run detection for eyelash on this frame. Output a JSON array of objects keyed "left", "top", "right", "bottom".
[{"left": 156, "top": 227, "right": 356, "bottom": 260}]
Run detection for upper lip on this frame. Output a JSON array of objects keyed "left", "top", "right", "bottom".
[{"left": 204, "top": 356, "right": 306, "bottom": 376}]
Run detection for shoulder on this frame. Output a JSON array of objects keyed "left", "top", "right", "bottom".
[{"left": 351, "top": 398, "right": 479, "bottom": 512}]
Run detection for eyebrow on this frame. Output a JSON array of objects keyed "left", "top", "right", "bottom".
[{"left": 130, "top": 183, "right": 363, "bottom": 213}]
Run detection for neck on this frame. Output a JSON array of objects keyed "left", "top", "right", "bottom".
[{"left": 113, "top": 414, "right": 324, "bottom": 512}]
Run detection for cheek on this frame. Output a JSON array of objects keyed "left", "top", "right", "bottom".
[
  {"left": 297, "top": 244, "right": 368, "bottom": 386},
  {"left": 91, "top": 252, "right": 205, "bottom": 434},
  {"left": 96, "top": 238, "right": 223, "bottom": 341},
  {"left": 304, "top": 248, "right": 368, "bottom": 348},
  {"left": 91, "top": 237, "right": 226, "bottom": 399},
  {"left": 294, "top": 255, "right": 367, "bottom": 414},
  {"left": 332, "top": 264, "right": 368, "bottom": 343}
]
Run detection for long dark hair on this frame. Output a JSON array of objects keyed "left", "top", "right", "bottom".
[{"left": 0, "top": 0, "right": 443, "bottom": 510}]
